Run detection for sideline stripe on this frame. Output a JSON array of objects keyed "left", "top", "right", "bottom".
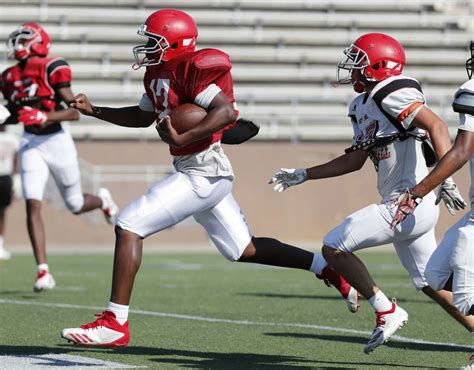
[{"left": 0, "top": 298, "right": 472, "bottom": 351}]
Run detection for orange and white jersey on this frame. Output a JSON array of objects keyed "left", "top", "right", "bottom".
[
  {"left": 454, "top": 79, "right": 474, "bottom": 212},
  {"left": 349, "top": 75, "right": 430, "bottom": 202}
]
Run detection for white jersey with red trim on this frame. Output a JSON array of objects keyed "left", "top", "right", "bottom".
[
  {"left": 454, "top": 79, "right": 474, "bottom": 212},
  {"left": 349, "top": 75, "right": 430, "bottom": 202}
]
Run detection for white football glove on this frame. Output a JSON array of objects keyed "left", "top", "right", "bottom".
[
  {"left": 269, "top": 168, "right": 308, "bottom": 192},
  {"left": 435, "top": 177, "right": 467, "bottom": 215}
]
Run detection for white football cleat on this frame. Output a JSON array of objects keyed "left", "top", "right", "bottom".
[
  {"left": 316, "top": 266, "right": 360, "bottom": 313},
  {"left": 62, "top": 310, "right": 129, "bottom": 347},
  {"left": 97, "top": 188, "right": 118, "bottom": 225},
  {"left": 346, "top": 286, "right": 360, "bottom": 314},
  {"left": 0, "top": 248, "right": 12, "bottom": 260},
  {"left": 364, "top": 300, "right": 408, "bottom": 354},
  {"left": 33, "top": 270, "right": 56, "bottom": 292}
]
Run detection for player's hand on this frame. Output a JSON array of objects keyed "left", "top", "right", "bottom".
[
  {"left": 18, "top": 107, "right": 48, "bottom": 126},
  {"left": 269, "top": 168, "right": 308, "bottom": 192},
  {"left": 70, "top": 93, "right": 94, "bottom": 116},
  {"left": 435, "top": 177, "right": 467, "bottom": 215},
  {"left": 156, "top": 116, "right": 183, "bottom": 147},
  {"left": 390, "top": 189, "right": 422, "bottom": 229}
]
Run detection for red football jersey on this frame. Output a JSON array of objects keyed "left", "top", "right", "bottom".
[
  {"left": 1, "top": 56, "right": 71, "bottom": 113},
  {"left": 143, "top": 48, "right": 238, "bottom": 156}
]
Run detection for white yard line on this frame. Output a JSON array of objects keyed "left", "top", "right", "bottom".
[
  {"left": 0, "top": 298, "right": 472, "bottom": 351},
  {"left": 0, "top": 354, "right": 143, "bottom": 369}
]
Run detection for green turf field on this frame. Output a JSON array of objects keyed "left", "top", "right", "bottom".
[{"left": 0, "top": 251, "right": 472, "bottom": 369}]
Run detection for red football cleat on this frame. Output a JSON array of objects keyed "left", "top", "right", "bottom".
[{"left": 61, "top": 310, "right": 129, "bottom": 347}]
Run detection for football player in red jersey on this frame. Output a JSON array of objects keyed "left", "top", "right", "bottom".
[
  {"left": 270, "top": 33, "right": 474, "bottom": 352},
  {"left": 61, "top": 9, "right": 357, "bottom": 347},
  {"left": 0, "top": 22, "right": 119, "bottom": 291}
]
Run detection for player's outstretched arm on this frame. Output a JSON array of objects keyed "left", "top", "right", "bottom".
[
  {"left": 306, "top": 149, "right": 369, "bottom": 180},
  {"left": 269, "top": 149, "right": 368, "bottom": 192},
  {"left": 70, "top": 93, "right": 155, "bottom": 128}
]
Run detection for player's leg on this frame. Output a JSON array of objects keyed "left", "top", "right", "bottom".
[
  {"left": 62, "top": 173, "right": 232, "bottom": 346},
  {"left": 0, "top": 175, "right": 13, "bottom": 260},
  {"left": 449, "top": 214, "right": 474, "bottom": 320},
  {"left": 322, "top": 203, "right": 413, "bottom": 353},
  {"left": 21, "top": 142, "right": 56, "bottom": 291},
  {"left": 394, "top": 212, "right": 474, "bottom": 332},
  {"left": 193, "top": 193, "right": 357, "bottom": 311},
  {"left": 193, "top": 192, "right": 314, "bottom": 267}
]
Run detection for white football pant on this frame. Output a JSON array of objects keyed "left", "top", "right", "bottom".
[
  {"left": 323, "top": 192, "right": 439, "bottom": 289},
  {"left": 425, "top": 212, "right": 474, "bottom": 315},
  {"left": 20, "top": 129, "right": 84, "bottom": 213},
  {"left": 116, "top": 172, "right": 252, "bottom": 261}
]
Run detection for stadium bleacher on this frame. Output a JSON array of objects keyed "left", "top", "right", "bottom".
[{"left": 0, "top": 0, "right": 472, "bottom": 140}]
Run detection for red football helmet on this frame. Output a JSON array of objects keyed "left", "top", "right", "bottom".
[
  {"left": 336, "top": 33, "right": 405, "bottom": 92},
  {"left": 7, "top": 22, "right": 51, "bottom": 60},
  {"left": 133, "top": 9, "right": 198, "bottom": 68}
]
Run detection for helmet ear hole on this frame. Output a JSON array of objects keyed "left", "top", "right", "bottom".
[{"left": 170, "top": 42, "right": 179, "bottom": 50}]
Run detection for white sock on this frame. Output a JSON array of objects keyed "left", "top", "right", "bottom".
[
  {"left": 0, "top": 235, "right": 4, "bottom": 249},
  {"left": 309, "top": 253, "right": 328, "bottom": 275},
  {"left": 37, "top": 263, "right": 49, "bottom": 272},
  {"left": 368, "top": 290, "right": 392, "bottom": 312},
  {"left": 107, "top": 301, "right": 129, "bottom": 325}
]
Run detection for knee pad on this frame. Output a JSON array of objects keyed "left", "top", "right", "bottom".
[{"left": 65, "top": 193, "right": 84, "bottom": 213}]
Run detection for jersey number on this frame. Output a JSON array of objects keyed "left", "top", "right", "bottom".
[
  {"left": 149, "top": 78, "right": 169, "bottom": 116},
  {"left": 11, "top": 81, "right": 39, "bottom": 102}
]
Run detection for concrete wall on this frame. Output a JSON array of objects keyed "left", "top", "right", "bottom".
[{"left": 4, "top": 141, "right": 470, "bottom": 253}]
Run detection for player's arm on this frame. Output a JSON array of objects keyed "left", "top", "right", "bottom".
[
  {"left": 411, "top": 106, "right": 451, "bottom": 161},
  {"left": 306, "top": 149, "right": 368, "bottom": 179},
  {"left": 411, "top": 105, "right": 467, "bottom": 213},
  {"left": 46, "top": 86, "right": 80, "bottom": 123},
  {"left": 157, "top": 91, "right": 235, "bottom": 147},
  {"left": 270, "top": 149, "right": 368, "bottom": 192},
  {"left": 70, "top": 93, "right": 156, "bottom": 128},
  {"left": 411, "top": 129, "right": 474, "bottom": 197},
  {"left": 391, "top": 129, "right": 473, "bottom": 228}
]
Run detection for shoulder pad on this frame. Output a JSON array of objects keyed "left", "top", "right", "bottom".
[
  {"left": 192, "top": 49, "right": 232, "bottom": 70},
  {"left": 46, "top": 57, "right": 70, "bottom": 74},
  {"left": 453, "top": 91, "right": 474, "bottom": 115},
  {"left": 373, "top": 77, "right": 422, "bottom": 104}
]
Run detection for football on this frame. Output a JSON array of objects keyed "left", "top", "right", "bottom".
[{"left": 167, "top": 103, "right": 207, "bottom": 134}]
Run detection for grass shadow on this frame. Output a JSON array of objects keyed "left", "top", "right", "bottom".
[{"left": 266, "top": 332, "right": 473, "bottom": 353}]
